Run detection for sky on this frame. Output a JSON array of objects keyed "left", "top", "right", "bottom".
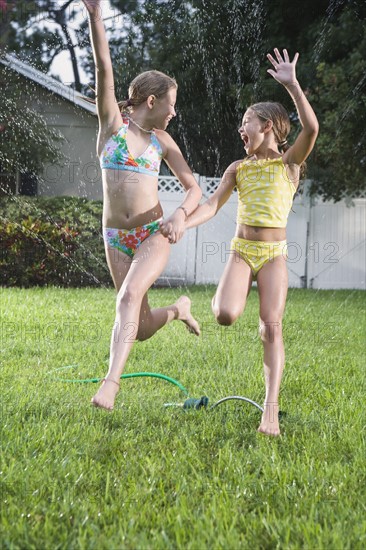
[
  {"left": 16, "top": 0, "right": 120, "bottom": 85},
  {"left": 52, "top": 1, "right": 120, "bottom": 84},
  {"left": 56, "top": 1, "right": 113, "bottom": 84}
]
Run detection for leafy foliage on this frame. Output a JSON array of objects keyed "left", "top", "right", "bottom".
[
  {"left": 0, "top": 196, "right": 111, "bottom": 287},
  {"left": 306, "top": 9, "right": 366, "bottom": 200}
]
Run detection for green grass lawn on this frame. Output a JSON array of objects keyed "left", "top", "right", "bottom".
[{"left": 1, "top": 286, "right": 365, "bottom": 549}]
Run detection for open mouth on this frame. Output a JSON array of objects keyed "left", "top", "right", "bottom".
[{"left": 242, "top": 134, "right": 249, "bottom": 147}]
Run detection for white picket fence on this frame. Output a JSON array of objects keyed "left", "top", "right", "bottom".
[{"left": 157, "top": 176, "right": 366, "bottom": 289}]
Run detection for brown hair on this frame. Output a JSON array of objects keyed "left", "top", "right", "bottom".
[
  {"left": 118, "top": 70, "right": 177, "bottom": 112},
  {"left": 249, "top": 101, "right": 306, "bottom": 180},
  {"left": 83, "top": 70, "right": 177, "bottom": 111}
]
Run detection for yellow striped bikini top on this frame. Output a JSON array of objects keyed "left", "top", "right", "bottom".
[{"left": 236, "top": 157, "right": 297, "bottom": 228}]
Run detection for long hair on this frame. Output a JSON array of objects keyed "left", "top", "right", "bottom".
[
  {"left": 83, "top": 70, "right": 177, "bottom": 112},
  {"left": 249, "top": 101, "right": 306, "bottom": 180},
  {"left": 118, "top": 70, "right": 177, "bottom": 112}
]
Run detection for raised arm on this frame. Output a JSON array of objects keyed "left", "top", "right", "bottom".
[
  {"left": 185, "top": 161, "right": 237, "bottom": 230},
  {"left": 267, "top": 48, "right": 319, "bottom": 165},
  {"left": 82, "top": 0, "right": 121, "bottom": 129}
]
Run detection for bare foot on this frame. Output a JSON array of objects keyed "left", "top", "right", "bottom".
[
  {"left": 175, "top": 296, "right": 200, "bottom": 336},
  {"left": 91, "top": 378, "right": 120, "bottom": 411},
  {"left": 257, "top": 402, "right": 281, "bottom": 437}
]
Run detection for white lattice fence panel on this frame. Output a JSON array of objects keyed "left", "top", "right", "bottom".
[
  {"left": 200, "top": 177, "right": 220, "bottom": 195},
  {"left": 158, "top": 176, "right": 186, "bottom": 193}
]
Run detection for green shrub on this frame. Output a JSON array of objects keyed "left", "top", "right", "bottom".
[{"left": 0, "top": 196, "right": 112, "bottom": 287}]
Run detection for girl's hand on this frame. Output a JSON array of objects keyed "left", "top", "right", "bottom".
[
  {"left": 267, "top": 48, "right": 299, "bottom": 87},
  {"left": 159, "top": 209, "right": 186, "bottom": 244}
]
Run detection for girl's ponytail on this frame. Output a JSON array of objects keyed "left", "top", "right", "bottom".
[{"left": 117, "top": 98, "right": 133, "bottom": 113}]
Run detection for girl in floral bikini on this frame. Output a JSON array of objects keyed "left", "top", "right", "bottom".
[
  {"left": 162, "top": 49, "right": 319, "bottom": 436},
  {"left": 82, "top": 0, "right": 202, "bottom": 410}
]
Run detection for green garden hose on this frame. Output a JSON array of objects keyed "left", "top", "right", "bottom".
[{"left": 45, "top": 365, "right": 189, "bottom": 396}]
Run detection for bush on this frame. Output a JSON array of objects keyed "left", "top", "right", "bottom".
[{"left": 0, "top": 196, "right": 112, "bottom": 287}]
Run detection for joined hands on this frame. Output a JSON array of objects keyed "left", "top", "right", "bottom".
[{"left": 159, "top": 209, "right": 186, "bottom": 244}]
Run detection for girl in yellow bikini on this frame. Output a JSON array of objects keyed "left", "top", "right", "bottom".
[
  {"left": 82, "top": 0, "right": 202, "bottom": 411},
  {"left": 162, "top": 49, "right": 319, "bottom": 436}
]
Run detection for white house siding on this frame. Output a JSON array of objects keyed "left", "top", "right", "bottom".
[
  {"left": 1, "top": 55, "right": 102, "bottom": 200},
  {"left": 30, "top": 86, "right": 102, "bottom": 200}
]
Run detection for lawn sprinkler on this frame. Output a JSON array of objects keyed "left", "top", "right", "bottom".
[
  {"left": 165, "top": 395, "right": 286, "bottom": 418},
  {"left": 46, "top": 365, "right": 283, "bottom": 416},
  {"left": 184, "top": 396, "right": 209, "bottom": 409},
  {"left": 164, "top": 395, "right": 264, "bottom": 412},
  {"left": 164, "top": 396, "right": 209, "bottom": 410}
]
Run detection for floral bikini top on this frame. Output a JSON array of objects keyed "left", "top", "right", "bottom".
[{"left": 99, "top": 115, "right": 163, "bottom": 177}]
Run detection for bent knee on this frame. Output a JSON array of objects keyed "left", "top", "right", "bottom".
[
  {"left": 214, "top": 308, "right": 240, "bottom": 326},
  {"left": 117, "top": 284, "right": 143, "bottom": 308},
  {"left": 136, "top": 327, "right": 149, "bottom": 342}
]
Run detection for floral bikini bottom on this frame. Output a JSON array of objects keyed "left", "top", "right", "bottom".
[{"left": 103, "top": 218, "right": 162, "bottom": 258}]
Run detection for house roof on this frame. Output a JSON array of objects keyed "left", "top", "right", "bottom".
[{"left": 0, "top": 53, "right": 97, "bottom": 115}]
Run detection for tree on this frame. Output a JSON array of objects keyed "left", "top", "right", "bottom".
[
  {"left": 111, "top": 0, "right": 365, "bottom": 199},
  {"left": 105, "top": 0, "right": 273, "bottom": 176},
  {"left": 3, "top": 0, "right": 366, "bottom": 200},
  {"left": 306, "top": 6, "right": 366, "bottom": 200},
  {"left": 2, "top": 0, "right": 85, "bottom": 89}
]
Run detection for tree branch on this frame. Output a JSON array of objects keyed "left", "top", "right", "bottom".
[{"left": 60, "top": 0, "right": 75, "bottom": 12}]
